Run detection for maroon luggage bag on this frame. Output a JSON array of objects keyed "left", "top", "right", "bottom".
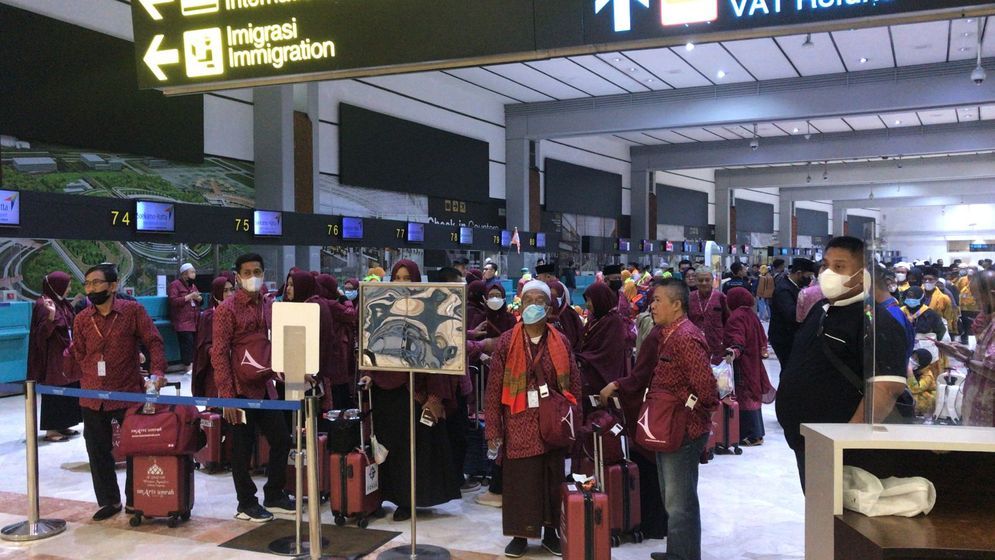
[
  {"left": 328, "top": 386, "right": 382, "bottom": 527},
  {"left": 194, "top": 410, "right": 230, "bottom": 473},
  {"left": 711, "top": 396, "right": 743, "bottom": 456},
  {"left": 561, "top": 423, "right": 612, "bottom": 560},
  {"left": 286, "top": 432, "right": 330, "bottom": 500},
  {"left": 129, "top": 454, "right": 195, "bottom": 528}
]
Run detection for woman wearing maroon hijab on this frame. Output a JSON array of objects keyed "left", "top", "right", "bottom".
[
  {"left": 315, "top": 273, "right": 358, "bottom": 409},
  {"left": 724, "top": 287, "right": 775, "bottom": 446},
  {"left": 547, "top": 279, "right": 583, "bottom": 352},
  {"left": 192, "top": 276, "right": 234, "bottom": 398},
  {"left": 284, "top": 270, "right": 337, "bottom": 407},
  {"left": 577, "top": 282, "right": 630, "bottom": 405},
  {"left": 359, "top": 259, "right": 462, "bottom": 521},
  {"left": 466, "top": 280, "right": 488, "bottom": 333},
  {"left": 479, "top": 283, "right": 517, "bottom": 338},
  {"left": 29, "top": 271, "right": 81, "bottom": 442}
]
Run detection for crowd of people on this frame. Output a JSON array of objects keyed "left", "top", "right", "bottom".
[{"left": 25, "top": 245, "right": 995, "bottom": 559}]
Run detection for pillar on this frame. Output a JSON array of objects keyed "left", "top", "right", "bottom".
[
  {"left": 505, "top": 131, "right": 530, "bottom": 275},
  {"left": 293, "top": 82, "right": 321, "bottom": 272},
  {"left": 630, "top": 168, "right": 651, "bottom": 242},
  {"left": 832, "top": 202, "right": 847, "bottom": 238},
  {"left": 778, "top": 196, "right": 794, "bottom": 248},
  {"left": 714, "top": 185, "right": 732, "bottom": 246},
  {"left": 253, "top": 85, "right": 296, "bottom": 282}
]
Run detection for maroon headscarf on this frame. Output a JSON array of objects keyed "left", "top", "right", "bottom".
[
  {"left": 218, "top": 270, "right": 237, "bottom": 287},
  {"left": 724, "top": 287, "right": 773, "bottom": 407},
  {"left": 466, "top": 269, "right": 483, "bottom": 283},
  {"left": 210, "top": 276, "right": 230, "bottom": 308},
  {"left": 482, "top": 283, "right": 517, "bottom": 335},
  {"left": 546, "top": 279, "right": 569, "bottom": 320},
  {"left": 42, "top": 271, "right": 73, "bottom": 316},
  {"left": 391, "top": 259, "right": 421, "bottom": 283},
  {"left": 547, "top": 279, "right": 583, "bottom": 351},
  {"left": 285, "top": 270, "right": 318, "bottom": 302},
  {"left": 577, "top": 282, "right": 629, "bottom": 389},
  {"left": 466, "top": 280, "right": 488, "bottom": 330},
  {"left": 315, "top": 274, "right": 339, "bottom": 300}
]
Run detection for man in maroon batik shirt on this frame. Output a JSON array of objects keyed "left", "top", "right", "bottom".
[
  {"left": 212, "top": 253, "right": 293, "bottom": 523},
  {"left": 71, "top": 263, "right": 166, "bottom": 521}
]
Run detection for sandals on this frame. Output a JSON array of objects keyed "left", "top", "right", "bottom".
[
  {"left": 740, "top": 437, "right": 764, "bottom": 447},
  {"left": 43, "top": 434, "right": 69, "bottom": 443},
  {"left": 59, "top": 429, "right": 80, "bottom": 437}
]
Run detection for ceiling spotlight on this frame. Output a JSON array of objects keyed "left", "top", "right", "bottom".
[
  {"left": 802, "top": 34, "right": 814, "bottom": 48},
  {"left": 685, "top": 42, "right": 695, "bottom": 51},
  {"left": 960, "top": 47, "right": 972, "bottom": 52},
  {"left": 804, "top": 120, "right": 812, "bottom": 140},
  {"left": 859, "top": 57, "right": 868, "bottom": 64},
  {"left": 792, "top": 127, "right": 799, "bottom": 133},
  {"left": 629, "top": 67, "right": 638, "bottom": 72},
  {"left": 613, "top": 57, "right": 621, "bottom": 62},
  {"left": 646, "top": 78, "right": 654, "bottom": 82},
  {"left": 894, "top": 119, "right": 902, "bottom": 125},
  {"left": 750, "top": 123, "right": 759, "bottom": 151},
  {"left": 972, "top": 17, "right": 986, "bottom": 85},
  {"left": 716, "top": 70, "right": 726, "bottom": 79}
]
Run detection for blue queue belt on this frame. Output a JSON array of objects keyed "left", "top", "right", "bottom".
[{"left": 34, "top": 384, "right": 301, "bottom": 411}]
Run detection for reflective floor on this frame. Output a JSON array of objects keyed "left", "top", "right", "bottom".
[{"left": 0, "top": 354, "right": 805, "bottom": 560}]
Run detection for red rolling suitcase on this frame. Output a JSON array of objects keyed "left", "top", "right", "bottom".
[
  {"left": 711, "top": 396, "right": 743, "bottom": 456},
  {"left": 286, "top": 432, "right": 329, "bottom": 500},
  {"left": 194, "top": 410, "right": 229, "bottom": 473},
  {"left": 129, "top": 454, "right": 195, "bottom": 528},
  {"left": 561, "top": 480, "right": 611, "bottom": 560},
  {"left": 112, "top": 418, "right": 126, "bottom": 467},
  {"left": 329, "top": 386, "right": 382, "bottom": 528},
  {"left": 599, "top": 434, "right": 642, "bottom": 546}
]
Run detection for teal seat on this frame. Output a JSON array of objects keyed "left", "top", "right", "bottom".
[
  {"left": 137, "top": 296, "right": 181, "bottom": 364},
  {"left": 0, "top": 302, "right": 31, "bottom": 383}
]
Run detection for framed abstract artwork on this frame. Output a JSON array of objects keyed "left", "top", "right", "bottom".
[{"left": 358, "top": 282, "right": 467, "bottom": 375}]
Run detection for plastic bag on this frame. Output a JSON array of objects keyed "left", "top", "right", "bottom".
[{"left": 712, "top": 360, "right": 734, "bottom": 399}]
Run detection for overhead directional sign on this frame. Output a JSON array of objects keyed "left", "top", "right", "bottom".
[{"left": 131, "top": 0, "right": 995, "bottom": 93}]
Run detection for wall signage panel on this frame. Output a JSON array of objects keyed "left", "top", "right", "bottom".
[{"left": 133, "top": 0, "right": 991, "bottom": 92}]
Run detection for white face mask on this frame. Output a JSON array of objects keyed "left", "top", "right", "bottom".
[
  {"left": 241, "top": 276, "right": 263, "bottom": 293},
  {"left": 819, "top": 267, "right": 863, "bottom": 300},
  {"left": 486, "top": 297, "right": 504, "bottom": 311},
  {"left": 923, "top": 281, "right": 936, "bottom": 292},
  {"left": 895, "top": 272, "right": 907, "bottom": 282}
]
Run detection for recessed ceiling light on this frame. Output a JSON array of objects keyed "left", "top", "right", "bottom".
[
  {"left": 685, "top": 42, "right": 695, "bottom": 51},
  {"left": 859, "top": 57, "right": 868, "bottom": 64},
  {"left": 959, "top": 47, "right": 972, "bottom": 52},
  {"left": 716, "top": 70, "right": 726, "bottom": 79},
  {"left": 629, "top": 67, "right": 637, "bottom": 72},
  {"left": 967, "top": 19, "right": 974, "bottom": 23},
  {"left": 894, "top": 119, "right": 902, "bottom": 125},
  {"left": 962, "top": 32, "right": 974, "bottom": 37},
  {"left": 792, "top": 127, "right": 799, "bottom": 133},
  {"left": 613, "top": 57, "right": 621, "bottom": 62},
  {"left": 646, "top": 78, "right": 654, "bottom": 82}
]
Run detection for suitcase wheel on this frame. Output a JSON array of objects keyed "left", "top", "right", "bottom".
[
  {"left": 373, "top": 506, "right": 387, "bottom": 518},
  {"left": 180, "top": 512, "right": 190, "bottom": 521},
  {"left": 129, "top": 515, "right": 142, "bottom": 527},
  {"left": 167, "top": 516, "right": 179, "bottom": 528},
  {"left": 611, "top": 535, "right": 621, "bottom": 547},
  {"left": 334, "top": 515, "right": 346, "bottom": 526},
  {"left": 634, "top": 531, "right": 644, "bottom": 544},
  {"left": 733, "top": 446, "right": 743, "bottom": 456},
  {"left": 357, "top": 516, "right": 369, "bottom": 529}
]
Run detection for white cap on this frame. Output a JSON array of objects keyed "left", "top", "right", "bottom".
[
  {"left": 894, "top": 262, "right": 911, "bottom": 270},
  {"left": 179, "top": 263, "right": 194, "bottom": 274},
  {"left": 521, "top": 279, "right": 551, "bottom": 301}
]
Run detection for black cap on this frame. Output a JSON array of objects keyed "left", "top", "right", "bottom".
[
  {"left": 536, "top": 263, "right": 555, "bottom": 275},
  {"left": 603, "top": 264, "right": 622, "bottom": 276},
  {"left": 789, "top": 258, "right": 817, "bottom": 274}
]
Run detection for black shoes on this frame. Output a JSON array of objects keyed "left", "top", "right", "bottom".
[
  {"left": 650, "top": 553, "right": 670, "bottom": 560},
  {"left": 392, "top": 507, "right": 411, "bottom": 522},
  {"left": 235, "top": 504, "right": 274, "bottom": 522},
  {"left": 504, "top": 537, "right": 528, "bottom": 558},
  {"left": 263, "top": 494, "right": 296, "bottom": 514},
  {"left": 92, "top": 504, "right": 122, "bottom": 521},
  {"left": 541, "top": 533, "right": 562, "bottom": 556}
]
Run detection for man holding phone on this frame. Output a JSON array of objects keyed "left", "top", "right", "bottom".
[{"left": 212, "top": 253, "right": 294, "bottom": 522}]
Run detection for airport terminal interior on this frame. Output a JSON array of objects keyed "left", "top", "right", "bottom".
[{"left": 1, "top": 0, "right": 995, "bottom": 559}]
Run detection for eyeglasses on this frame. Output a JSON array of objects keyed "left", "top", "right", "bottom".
[{"left": 82, "top": 280, "right": 108, "bottom": 288}]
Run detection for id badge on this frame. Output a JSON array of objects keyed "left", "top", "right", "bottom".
[
  {"left": 527, "top": 390, "right": 539, "bottom": 409},
  {"left": 538, "top": 384, "right": 550, "bottom": 398},
  {"left": 97, "top": 360, "right": 107, "bottom": 377}
]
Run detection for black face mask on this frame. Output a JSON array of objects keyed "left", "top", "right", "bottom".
[
  {"left": 608, "top": 280, "right": 623, "bottom": 292},
  {"left": 88, "top": 290, "right": 111, "bottom": 306}
]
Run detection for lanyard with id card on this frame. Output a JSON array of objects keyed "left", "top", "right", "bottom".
[
  {"left": 90, "top": 314, "right": 118, "bottom": 377},
  {"left": 524, "top": 330, "right": 549, "bottom": 409}
]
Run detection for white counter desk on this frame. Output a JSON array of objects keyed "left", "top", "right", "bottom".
[{"left": 800, "top": 423, "right": 995, "bottom": 560}]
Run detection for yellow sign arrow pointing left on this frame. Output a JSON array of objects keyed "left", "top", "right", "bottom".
[
  {"left": 140, "top": 0, "right": 174, "bottom": 21},
  {"left": 144, "top": 35, "right": 180, "bottom": 81}
]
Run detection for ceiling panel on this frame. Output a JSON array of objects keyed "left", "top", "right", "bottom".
[
  {"left": 641, "top": 129, "right": 697, "bottom": 143},
  {"left": 673, "top": 128, "right": 727, "bottom": 141},
  {"left": 949, "top": 17, "right": 981, "bottom": 61},
  {"left": 720, "top": 38, "right": 798, "bottom": 80},
  {"left": 987, "top": 17, "right": 995, "bottom": 56},
  {"left": 444, "top": 67, "right": 555, "bottom": 102},
  {"left": 703, "top": 126, "right": 743, "bottom": 140},
  {"left": 880, "top": 111, "right": 922, "bottom": 127},
  {"left": 486, "top": 63, "right": 591, "bottom": 100},
  {"left": 677, "top": 43, "right": 753, "bottom": 83},
  {"left": 891, "top": 21, "right": 949, "bottom": 66},
  {"left": 775, "top": 33, "right": 846, "bottom": 76},
  {"left": 568, "top": 55, "right": 657, "bottom": 93},
  {"left": 808, "top": 118, "right": 851, "bottom": 133},
  {"left": 831, "top": 27, "right": 894, "bottom": 70},
  {"left": 613, "top": 133, "right": 656, "bottom": 145},
  {"left": 918, "top": 108, "right": 958, "bottom": 125},
  {"left": 772, "top": 120, "right": 814, "bottom": 135},
  {"left": 619, "top": 48, "right": 713, "bottom": 88},
  {"left": 956, "top": 106, "right": 981, "bottom": 122},
  {"left": 981, "top": 105, "right": 995, "bottom": 120},
  {"left": 525, "top": 58, "right": 628, "bottom": 97},
  {"left": 756, "top": 123, "right": 789, "bottom": 137},
  {"left": 843, "top": 115, "right": 887, "bottom": 130}
]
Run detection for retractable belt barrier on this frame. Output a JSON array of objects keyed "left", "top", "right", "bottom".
[{"left": 34, "top": 384, "right": 301, "bottom": 411}]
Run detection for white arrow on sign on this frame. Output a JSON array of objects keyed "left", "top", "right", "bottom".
[
  {"left": 140, "top": 0, "right": 173, "bottom": 21},
  {"left": 144, "top": 34, "right": 180, "bottom": 81},
  {"left": 595, "top": 0, "right": 650, "bottom": 33}
]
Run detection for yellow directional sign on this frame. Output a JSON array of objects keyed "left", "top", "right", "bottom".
[
  {"left": 143, "top": 34, "right": 180, "bottom": 81},
  {"left": 139, "top": 0, "right": 173, "bottom": 21}
]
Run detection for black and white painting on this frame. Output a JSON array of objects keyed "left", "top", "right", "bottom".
[{"left": 358, "top": 282, "right": 466, "bottom": 374}]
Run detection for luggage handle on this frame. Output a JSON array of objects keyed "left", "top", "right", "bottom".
[
  {"left": 592, "top": 423, "right": 605, "bottom": 494},
  {"left": 357, "top": 382, "right": 374, "bottom": 454}
]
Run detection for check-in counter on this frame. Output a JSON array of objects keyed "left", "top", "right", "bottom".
[
  {"left": 136, "top": 296, "right": 182, "bottom": 365},
  {"left": 0, "top": 301, "right": 31, "bottom": 383}
]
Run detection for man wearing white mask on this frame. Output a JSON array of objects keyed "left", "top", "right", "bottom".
[
  {"left": 775, "top": 237, "right": 907, "bottom": 489},
  {"left": 485, "top": 279, "right": 581, "bottom": 557},
  {"left": 211, "top": 253, "right": 294, "bottom": 522},
  {"left": 893, "top": 262, "right": 911, "bottom": 296}
]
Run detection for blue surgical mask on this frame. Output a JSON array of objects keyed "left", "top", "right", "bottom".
[
  {"left": 521, "top": 304, "right": 547, "bottom": 325},
  {"left": 904, "top": 298, "right": 921, "bottom": 308},
  {"left": 344, "top": 290, "right": 358, "bottom": 301}
]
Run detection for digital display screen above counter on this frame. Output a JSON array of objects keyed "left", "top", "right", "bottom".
[
  {"left": 0, "top": 190, "right": 20, "bottom": 227},
  {"left": 536, "top": 233, "right": 546, "bottom": 248},
  {"left": 253, "top": 210, "right": 282, "bottom": 237},
  {"left": 407, "top": 222, "right": 424, "bottom": 243},
  {"left": 135, "top": 201, "right": 175, "bottom": 232},
  {"left": 642, "top": 240, "right": 654, "bottom": 252},
  {"left": 665, "top": 241, "right": 674, "bottom": 252},
  {"left": 459, "top": 226, "right": 473, "bottom": 245},
  {"left": 342, "top": 217, "right": 363, "bottom": 240},
  {"left": 618, "top": 239, "right": 630, "bottom": 252},
  {"left": 501, "top": 230, "right": 511, "bottom": 247}
]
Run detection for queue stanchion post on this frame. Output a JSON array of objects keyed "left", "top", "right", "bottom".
[
  {"left": 1, "top": 380, "right": 67, "bottom": 542},
  {"left": 306, "top": 396, "right": 322, "bottom": 560}
]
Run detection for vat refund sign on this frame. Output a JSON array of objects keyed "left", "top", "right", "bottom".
[{"left": 131, "top": 0, "right": 994, "bottom": 93}]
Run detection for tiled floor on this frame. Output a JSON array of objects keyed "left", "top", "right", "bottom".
[{"left": 0, "top": 356, "right": 806, "bottom": 560}]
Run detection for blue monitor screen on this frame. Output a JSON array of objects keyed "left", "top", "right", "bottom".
[
  {"left": 253, "top": 210, "right": 282, "bottom": 236},
  {"left": 459, "top": 226, "right": 473, "bottom": 245},
  {"left": 407, "top": 222, "right": 424, "bottom": 243},
  {"left": 135, "top": 200, "right": 174, "bottom": 232},
  {"left": 501, "top": 230, "right": 511, "bottom": 247},
  {"left": 641, "top": 240, "right": 653, "bottom": 252},
  {"left": 0, "top": 190, "right": 21, "bottom": 227},
  {"left": 536, "top": 233, "right": 546, "bottom": 248},
  {"left": 618, "top": 239, "right": 630, "bottom": 252},
  {"left": 342, "top": 217, "right": 363, "bottom": 240}
]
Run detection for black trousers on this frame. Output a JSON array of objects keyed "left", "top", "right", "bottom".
[
  {"left": 81, "top": 407, "right": 132, "bottom": 508},
  {"left": 229, "top": 408, "right": 292, "bottom": 509},
  {"left": 176, "top": 331, "right": 195, "bottom": 365},
  {"left": 448, "top": 393, "right": 469, "bottom": 480}
]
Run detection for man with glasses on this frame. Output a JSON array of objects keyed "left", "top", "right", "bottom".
[
  {"left": 211, "top": 253, "right": 294, "bottom": 522},
  {"left": 71, "top": 263, "right": 167, "bottom": 521}
]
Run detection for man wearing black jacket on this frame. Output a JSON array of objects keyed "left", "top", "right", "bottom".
[{"left": 768, "top": 258, "right": 816, "bottom": 368}]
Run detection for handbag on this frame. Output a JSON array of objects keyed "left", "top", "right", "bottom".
[
  {"left": 634, "top": 390, "right": 697, "bottom": 453},
  {"left": 230, "top": 331, "right": 273, "bottom": 390},
  {"left": 533, "top": 357, "right": 579, "bottom": 450},
  {"left": 118, "top": 404, "right": 204, "bottom": 457}
]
